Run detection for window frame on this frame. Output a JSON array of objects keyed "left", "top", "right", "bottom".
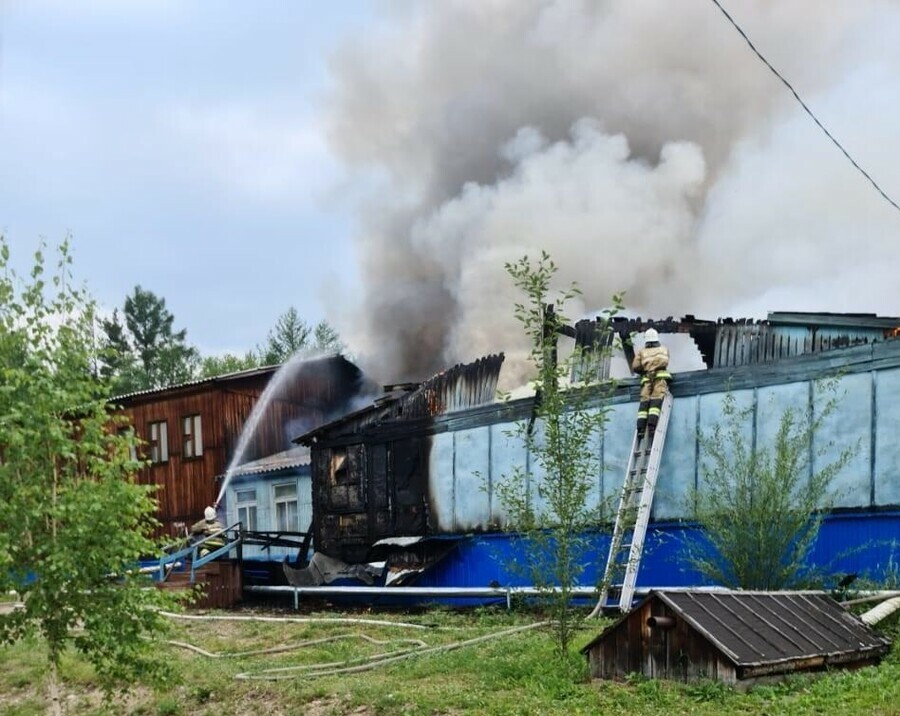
[
  {"left": 148, "top": 420, "right": 169, "bottom": 464},
  {"left": 235, "top": 488, "right": 258, "bottom": 531},
  {"left": 273, "top": 481, "right": 299, "bottom": 532},
  {"left": 181, "top": 414, "right": 203, "bottom": 460}
]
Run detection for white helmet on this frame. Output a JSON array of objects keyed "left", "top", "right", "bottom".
[
  {"left": 644, "top": 328, "right": 660, "bottom": 343},
  {"left": 204, "top": 506, "right": 216, "bottom": 521}
]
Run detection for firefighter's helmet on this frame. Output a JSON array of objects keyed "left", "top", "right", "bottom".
[
  {"left": 644, "top": 328, "right": 660, "bottom": 343},
  {"left": 204, "top": 506, "right": 216, "bottom": 521}
]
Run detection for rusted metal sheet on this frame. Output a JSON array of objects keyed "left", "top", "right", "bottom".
[{"left": 581, "top": 590, "right": 891, "bottom": 683}]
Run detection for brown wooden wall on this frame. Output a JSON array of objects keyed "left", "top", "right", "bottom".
[
  {"left": 118, "top": 377, "right": 266, "bottom": 537},
  {"left": 586, "top": 598, "right": 737, "bottom": 683},
  {"left": 116, "top": 358, "right": 365, "bottom": 542}
]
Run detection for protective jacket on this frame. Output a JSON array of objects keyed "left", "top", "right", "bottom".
[
  {"left": 631, "top": 344, "right": 671, "bottom": 380},
  {"left": 632, "top": 343, "right": 671, "bottom": 437}
]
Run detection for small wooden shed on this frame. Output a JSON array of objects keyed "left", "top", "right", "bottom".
[{"left": 581, "top": 590, "right": 891, "bottom": 685}]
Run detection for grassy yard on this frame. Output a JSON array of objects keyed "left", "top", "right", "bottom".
[{"left": 1, "top": 600, "right": 898, "bottom": 715}]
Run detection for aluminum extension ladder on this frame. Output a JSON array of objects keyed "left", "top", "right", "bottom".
[{"left": 599, "top": 391, "right": 673, "bottom": 613}]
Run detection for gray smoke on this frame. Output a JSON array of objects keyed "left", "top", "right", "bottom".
[{"left": 324, "top": 0, "right": 900, "bottom": 387}]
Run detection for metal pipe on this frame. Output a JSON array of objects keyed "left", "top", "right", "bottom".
[
  {"left": 243, "top": 584, "right": 730, "bottom": 607},
  {"left": 647, "top": 615, "right": 676, "bottom": 629}
]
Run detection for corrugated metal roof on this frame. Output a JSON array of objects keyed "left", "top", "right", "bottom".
[
  {"left": 224, "top": 446, "right": 311, "bottom": 478},
  {"left": 655, "top": 590, "right": 887, "bottom": 666},
  {"left": 108, "top": 364, "right": 282, "bottom": 402}
]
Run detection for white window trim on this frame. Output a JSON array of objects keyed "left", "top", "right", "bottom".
[
  {"left": 273, "top": 481, "right": 299, "bottom": 532},
  {"left": 182, "top": 414, "right": 203, "bottom": 459},
  {"left": 235, "top": 488, "right": 257, "bottom": 531},
  {"left": 149, "top": 421, "right": 168, "bottom": 463}
]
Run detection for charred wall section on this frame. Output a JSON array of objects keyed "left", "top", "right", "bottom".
[{"left": 308, "top": 354, "right": 504, "bottom": 563}]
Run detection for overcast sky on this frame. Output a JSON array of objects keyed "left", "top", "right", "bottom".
[
  {"left": 1, "top": 0, "right": 373, "bottom": 355},
  {"left": 3, "top": 1, "right": 900, "bottom": 385}
]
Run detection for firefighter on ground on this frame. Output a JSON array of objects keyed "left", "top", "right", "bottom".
[
  {"left": 631, "top": 328, "right": 672, "bottom": 439},
  {"left": 190, "top": 506, "right": 225, "bottom": 557}
]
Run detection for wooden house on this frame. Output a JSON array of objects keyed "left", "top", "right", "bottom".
[
  {"left": 112, "top": 356, "right": 365, "bottom": 540},
  {"left": 580, "top": 590, "right": 891, "bottom": 685}
]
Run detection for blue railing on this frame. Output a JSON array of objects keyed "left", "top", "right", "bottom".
[{"left": 157, "top": 523, "right": 242, "bottom": 584}]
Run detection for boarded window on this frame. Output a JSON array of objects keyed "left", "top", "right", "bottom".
[
  {"left": 274, "top": 483, "right": 298, "bottom": 531},
  {"left": 149, "top": 421, "right": 168, "bottom": 463},
  {"left": 236, "top": 488, "right": 257, "bottom": 530},
  {"left": 182, "top": 414, "right": 203, "bottom": 458}
]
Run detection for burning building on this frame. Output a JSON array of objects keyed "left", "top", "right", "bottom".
[{"left": 296, "top": 312, "right": 900, "bottom": 592}]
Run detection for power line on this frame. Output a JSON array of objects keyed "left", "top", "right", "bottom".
[{"left": 709, "top": 0, "right": 900, "bottom": 215}]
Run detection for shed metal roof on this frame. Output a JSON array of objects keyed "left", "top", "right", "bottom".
[
  {"left": 221, "top": 446, "right": 311, "bottom": 479},
  {"left": 582, "top": 590, "right": 891, "bottom": 668}
]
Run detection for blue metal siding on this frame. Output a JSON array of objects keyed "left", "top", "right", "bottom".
[{"left": 412, "top": 512, "right": 900, "bottom": 590}]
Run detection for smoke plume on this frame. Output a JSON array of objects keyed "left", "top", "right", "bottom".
[{"left": 324, "top": 0, "right": 900, "bottom": 386}]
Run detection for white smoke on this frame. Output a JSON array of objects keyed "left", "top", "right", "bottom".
[{"left": 324, "top": 0, "right": 900, "bottom": 385}]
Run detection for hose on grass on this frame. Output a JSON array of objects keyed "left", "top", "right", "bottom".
[
  {"left": 158, "top": 610, "right": 432, "bottom": 630},
  {"left": 861, "top": 596, "right": 900, "bottom": 626},
  {"left": 234, "top": 620, "right": 549, "bottom": 681},
  {"left": 167, "top": 632, "right": 427, "bottom": 659}
]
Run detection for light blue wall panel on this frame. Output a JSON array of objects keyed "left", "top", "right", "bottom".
[
  {"left": 488, "top": 420, "right": 528, "bottom": 528},
  {"left": 655, "top": 395, "right": 698, "bottom": 520},
  {"left": 452, "top": 427, "right": 492, "bottom": 530},
  {"left": 526, "top": 418, "right": 551, "bottom": 520},
  {"left": 756, "top": 382, "right": 809, "bottom": 450},
  {"left": 813, "top": 373, "right": 871, "bottom": 509},
  {"left": 429, "top": 432, "right": 456, "bottom": 531},
  {"left": 695, "top": 389, "right": 755, "bottom": 499},
  {"left": 582, "top": 406, "right": 607, "bottom": 520},
  {"left": 601, "top": 402, "right": 639, "bottom": 505},
  {"left": 875, "top": 367, "right": 900, "bottom": 506}
]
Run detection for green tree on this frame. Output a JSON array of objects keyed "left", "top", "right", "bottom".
[
  {"left": 495, "top": 251, "right": 620, "bottom": 654},
  {"left": 260, "top": 306, "right": 342, "bottom": 364},
  {"left": 0, "top": 238, "right": 175, "bottom": 711},
  {"left": 199, "top": 350, "right": 262, "bottom": 378},
  {"left": 101, "top": 285, "right": 199, "bottom": 393},
  {"left": 688, "top": 383, "right": 857, "bottom": 590},
  {"left": 98, "top": 308, "right": 136, "bottom": 383}
]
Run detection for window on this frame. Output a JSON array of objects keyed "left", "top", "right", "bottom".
[
  {"left": 274, "top": 483, "right": 298, "bottom": 532},
  {"left": 149, "top": 421, "right": 168, "bottom": 463},
  {"left": 236, "top": 488, "right": 257, "bottom": 531},
  {"left": 182, "top": 414, "right": 203, "bottom": 458}
]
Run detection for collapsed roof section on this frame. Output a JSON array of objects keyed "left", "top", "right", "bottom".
[
  {"left": 567, "top": 311, "right": 900, "bottom": 382},
  {"left": 297, "top": 353, "right": 505, "bottom": 445}
]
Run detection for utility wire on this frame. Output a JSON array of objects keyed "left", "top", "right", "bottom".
[{"left": 709, "top": 0, "right": 900, "bottom": 215}]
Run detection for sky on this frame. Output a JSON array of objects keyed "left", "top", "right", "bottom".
[
  {"left": 3, "top": 1, "right": 900, "bottom": 387},
  {"left": 0, "top": 0, "right": 374, "bottom": 355}
]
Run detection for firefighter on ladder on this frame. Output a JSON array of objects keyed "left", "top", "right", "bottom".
[{"left": 631, "top": 328, "right": 671, "bottom": 440}]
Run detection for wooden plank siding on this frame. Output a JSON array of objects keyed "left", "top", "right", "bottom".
[
  {"left": 116, "top": 373, "right": 275, "bottom": 538},
  {"left": 582, "top": 591, "right": 890, "bottom": 684},
  {"left": 114, "top": 357, "right": 367, "bottom": 542}
]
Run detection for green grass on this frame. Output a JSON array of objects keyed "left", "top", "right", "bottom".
[{"left": 0, "top": 605, "right": 898, "bottom": 715}]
